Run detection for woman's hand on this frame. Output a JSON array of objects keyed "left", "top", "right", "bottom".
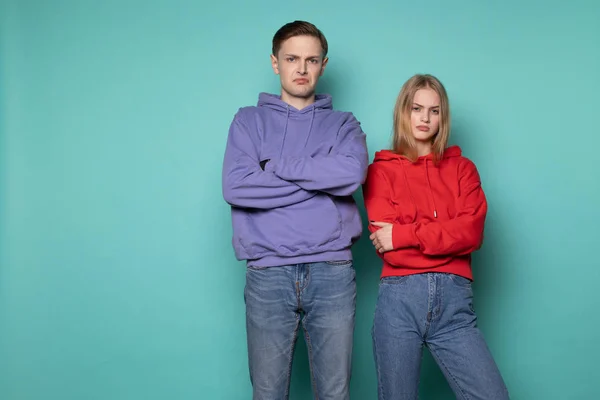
[{"left": 369, "top": 222, "right": 394, "bottom": 253}]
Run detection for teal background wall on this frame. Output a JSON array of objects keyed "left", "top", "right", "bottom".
[{"left": 1, "top": 0, "right": 599, "bottom": 398}]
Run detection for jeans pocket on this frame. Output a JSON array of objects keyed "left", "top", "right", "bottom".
[
  {"left": 447, "top": 274, "right": 475, "bottom": 313},
  {"left": 449, "top": 274, "right": 472, "bottom": 288},
  {"left": 380, "top": 275, "right": 410, "bottom": 285},
  {"left": 246, "top": 265, "right": 270, "bottom": 274}
]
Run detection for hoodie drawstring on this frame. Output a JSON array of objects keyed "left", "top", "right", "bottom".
[
  {"left": 278, "top": 106, "right": 290, "bottom": 158},
  {"left": 302, "top": 106, "right": 315, "bottom": 149},
  {"left": 400, "top": 161, "right": 418, "bottom": 212},
  {"left": 425, "top": 160, "right": 438, "bottom": 218},
  {"left": 400, "top": 159, "right": 438, "bottom": 219}
]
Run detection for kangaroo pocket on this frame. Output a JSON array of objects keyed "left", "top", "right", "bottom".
[{"left": 241, "top": 194, "right": 342, "bottom": 258}]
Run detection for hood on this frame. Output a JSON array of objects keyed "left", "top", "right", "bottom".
[
  {"left": 256, "top": 92, "right": 334, "bottom": 156},
  {"left": 373, "top": 145, "right": 462, "bottom": 163},
  {"left": 257, "top": 92, "right": 333, "bottom": 114},
  {"left": 372, "top": 145, "right": 463, "bottom": 219}
]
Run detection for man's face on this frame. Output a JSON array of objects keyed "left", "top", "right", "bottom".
[{"left": 271, "top": 35, "right": 328, "bottom": 103}]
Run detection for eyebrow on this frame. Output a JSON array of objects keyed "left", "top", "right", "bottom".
[
  {"left": 283, "top": 53, "right": 321, "bottom": 59},
  {"left": 413, "top": 103, "right": 440, "bottom": 108}
]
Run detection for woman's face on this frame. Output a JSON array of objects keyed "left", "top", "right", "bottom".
[{"left": 410, "top": 88, "right": 441, "bottom": 143}]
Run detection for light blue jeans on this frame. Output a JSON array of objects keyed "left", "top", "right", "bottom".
[
  {"left": 372, "top": 273, "right": 509, "bottom": 400},
  {"left": 244, "top": 261, "right": 356, "bottom": 400}
]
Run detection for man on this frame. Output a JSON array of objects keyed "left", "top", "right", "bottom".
[{"left": 222, "top": 20, "right": 368, "bottom": 400}]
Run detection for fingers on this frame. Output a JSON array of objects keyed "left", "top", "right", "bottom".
[
  {"left": 372, "top": 237, "right": 384, "bottom": 253},
  {"left": 371, "top": 235, "right": 379, "bottom": 250},
  {"left": 373, "top": 240, "right": 387, "bottom": 253},
  {"left": 369, "top": 231, "right": 382, "bottom": 241},
  {"left": 370, "top": 221, "right": 392, "bottom": 228},
  {"left": 370, "top": 230, "right": 388, "bottom": 253}
]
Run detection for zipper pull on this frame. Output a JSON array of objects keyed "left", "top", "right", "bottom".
[{"left": 434, "top": 210, "right": 438, "bottom": 218}]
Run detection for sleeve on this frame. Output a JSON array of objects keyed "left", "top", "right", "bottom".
[
  {"left": 272, "top": 114, "right": 369, "bottom": 197},
  {"left": 222, "top": 111, "right": 317, "bottom": 209},
  {"left": 391, "top": 159, "right": 487, "bottom": 256},
  {"left": 363, "top": 164, "right": 452, "bottom": 268}
]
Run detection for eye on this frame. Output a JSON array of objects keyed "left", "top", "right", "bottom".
[
  {"left": 432, "top": 109, "right": 440, "bottom": 115},
  {"left": 412, "top": 106, "right": 420, "bottom": 111},
  {"left": 286, "top": 57, "right": 295, "bottom": 62},
  {"left": 309, "top": 59, "right": 319, "bottom": 64}
]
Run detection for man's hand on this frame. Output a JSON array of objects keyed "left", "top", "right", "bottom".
[{"left": 369, "top": 221, "right": 394, "bottom": 253}]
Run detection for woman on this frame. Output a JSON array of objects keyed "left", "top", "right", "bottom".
[{"left": 363, "top": 74, "right": 509, "bottom": 400}]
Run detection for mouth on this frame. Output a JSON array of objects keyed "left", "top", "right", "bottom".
[
  {"left": 416, "top": 125, "right": 430, "bottom": 132},
  {"left": 294, "top": 78, "right": 308, "bottom": 85}
]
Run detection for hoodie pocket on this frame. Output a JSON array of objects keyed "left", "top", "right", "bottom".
[{"left": 240, "top": 194, "right": 342, "bottom": 258}]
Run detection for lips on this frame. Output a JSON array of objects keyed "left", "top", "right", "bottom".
[
  {"left": 294, "top": 79, "right": 308, "bottom": 84},
  {"left": 417, "top": 125, "right": 430, "bottom": 132}
]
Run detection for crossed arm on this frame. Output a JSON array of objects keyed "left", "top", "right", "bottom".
[
  {"left": 363, "top": 161, "right": 487, "bottom": 268},
  {"left": 222, "top": 112, "right": 368, "bottom": 209}
]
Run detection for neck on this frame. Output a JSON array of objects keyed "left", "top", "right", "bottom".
[
  {"left": 280, "top": 91, "right": 315, "bottom": 110},
  {"left": 416, "top": 141, "right": 432, "bottom": 157}
]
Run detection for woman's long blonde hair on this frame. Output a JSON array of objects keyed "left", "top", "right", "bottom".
[{"left": 392, "top": 74, "right": 450, "bottom": 165}]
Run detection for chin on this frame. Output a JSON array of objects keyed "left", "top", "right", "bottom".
[
  {"left": 289, "top": 88, "right": 315, "bottom": 99},
  {"left": 412, "top": 132, "right": 435, "bottom": 141}
]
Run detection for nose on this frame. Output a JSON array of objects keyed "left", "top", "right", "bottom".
[
  {"left": 298, "top": 61, "right": 308, "bottom": 75},
  {"left": 420, "top": 111, "right": 430, "bottom": 123}
]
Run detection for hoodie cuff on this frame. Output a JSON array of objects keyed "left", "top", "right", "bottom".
[{"left": 392, "top": 223, "right": 419, "bottom": 249}]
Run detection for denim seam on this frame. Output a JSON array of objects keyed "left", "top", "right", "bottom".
[
  {"left": 303, "top": 323, "right": 320, "bottom": 400},
  {"left": 300, "top": 265, "right": 319, "bottom": 399},
  {"left": 428, "top": 346, "right": 470, "bottom": 400},
  {"left": 428, "top": 275, "right": 470, "bottom": 399},
  {"left": 372, "top": 322, "right": 386, "bottom": 400},
  {"left": 303, "top": 265, "right": 311, "bottom": 293},
  {"left": 284, "top": 314, "right": 301, "bottom": 400},
  {"left": 424, "top": 275, "right": 435, "bottom": 337}
]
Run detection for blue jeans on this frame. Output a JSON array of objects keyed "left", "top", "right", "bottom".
[
  {"left": 372, "top": 273, "right": 509, "bottom": 400},
  {"left": 244, "top": 261, "right": 356, "bottom": 400}
]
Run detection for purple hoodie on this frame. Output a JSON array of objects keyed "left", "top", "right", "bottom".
[{"left": 222, "top": 93, "right": 369, "bottom": 267}]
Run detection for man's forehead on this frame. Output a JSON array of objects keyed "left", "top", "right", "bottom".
[{"left": 279, "top": 36, "right": 323, "bottom": 55}]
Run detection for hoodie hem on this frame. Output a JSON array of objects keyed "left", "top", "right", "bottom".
[
  {"left": 380, "top": 258, "right": 473, "bottom": 281},
  {"left": 247, "top": 249, "right": 353, "bottom": 268}
]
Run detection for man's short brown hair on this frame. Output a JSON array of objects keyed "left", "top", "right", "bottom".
[{"left": 272, "top": 20, "right": 328, "bottom": 58}]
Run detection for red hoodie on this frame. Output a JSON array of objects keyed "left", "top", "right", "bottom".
[{"left": 362, "top": 145, "right": 487, "bottom": 280}]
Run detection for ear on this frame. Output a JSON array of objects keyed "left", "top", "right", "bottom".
[
  {"left": 270, "top": 54, "right": 279, "bottom": 75},
  {"left": 320, "top": 56, "right": 329, "bottom": 76}
]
